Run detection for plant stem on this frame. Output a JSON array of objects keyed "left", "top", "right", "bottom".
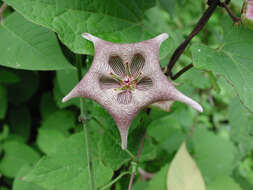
[
  {"left": 98, "top": 171, "right": 131, "bottom": 190},
  {"left": 75, "top": 54, "right": 95, "bottom": 190},
  {"left": 128, "top": 133, "right": 146, "bottom": 190},
  {"left": 170, "top": 64, "right": 194, "bottom": 80},
  {"left": 220, "top": 2, "right": 241, "bottom": 23},
  {"left": 165, "top": 0, "right": 221, "bottom": 79}
]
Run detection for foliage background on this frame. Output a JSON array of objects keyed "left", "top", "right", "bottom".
[{"left": 0, "top": 0, "right": 252, "bottom": 189}]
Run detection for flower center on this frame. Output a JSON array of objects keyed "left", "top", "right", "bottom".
[{"left": 123, "top": 77, "right": 131, "bottom": 85}]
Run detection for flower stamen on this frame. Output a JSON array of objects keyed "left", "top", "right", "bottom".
[
  {"left": 125, "top": 62, "right": 131, "bottom": 77},
  {"left": 110, "top": 72, "right": 123, "bottom": 83}
]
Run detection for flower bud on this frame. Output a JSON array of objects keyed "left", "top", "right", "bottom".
[{"left": 242, "top": 0, "right": 253, "bottom": 30}]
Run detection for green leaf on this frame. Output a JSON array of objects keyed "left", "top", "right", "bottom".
[
  {"left": 167, "top": 142, "right": 206, "bottom": 190},
  {"left": 0, "top": 85, "right": 7, "bottom": 119},
  {"left": 237, "top": 157, "right": 253, "bottom": 187},
  {"left": 207, "top": 176, "right": 242, "bottom": 190},
  {"left": 228, "top": 97, "right": 253, "bottom": 158},
  {"left": 0, "top": 68, "right": 20, "bottom": 84},
  {"left": 40, "top": 92, "right": 58, "bottom": 120},
  {"left": 193, "top": 128, "right": 237, "bottom": 184},
  {"left": 7, "top": 71, "right": 39, "bottom": 105},
  {"left": 56, "top": 69, "right": 79, "bottom": 95},
  {"left": 9, "top": 106, "right": 31, "bottom": 142},
  {"left": 98, "top": 132, "right": 131, "bottom": 170},
  {"left": 2, "top": 0, "right": 172, "bottom": 56},
  {"left": 180, "top": 68, "right": 212, "bottom": 90},
  {"left": 191, "top": 19, "right": 253, "bottom": 112},
  {"left": 37, "top": 128, "right": 66, "bottom": 154},
  {"left": 53, "top": 77, "right": 79, "bottom": 108},
  {"left": 40, "top": 110, "right": 76, "bottom": 136},
  {"left": 13, "top": 165, "right": 46, "bottom": 190},
  {"left": 0, "top": 141, "right": 40, "bottom": 178},
  {"left": 24, "top": 133, "right": 113, "bottom": 190},
  {"left": 0, "top": 187, "right": 9, "bottom": 190},
  {"left": 132, "top": 181, "right": 149, "bottom": 190},
  {"left": 147, "top": 115, "right": 186, "bottom": 154},
  {"left": 0, "top": 125, "right": 9, "bottom": 142},
  {"left": 0, "top": 12, "right": 74, "bottom": 70},
  {"left": 146, "top": 165, "right": 169, "bottom": 190},
  {"left": 159, "top": 0, "right": 175, "bottom": 18}
]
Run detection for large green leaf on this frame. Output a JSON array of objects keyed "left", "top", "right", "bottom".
[
  {"left": 9, "top": 106, "right": 31, "bottom": 142},
  {"left": 40, "top": 110, "right": 76, "bottom": 136},
  {"left": 147, "top": 115, "right": 186, "bottom": 154},
  {"left": 146, "top": 165, "right": 169, "bottom": 190},
  {"left": 0, "top": 12, "right": 74, "bottom": 70},
  {"left": 25, "top": 133, "right": 113, "bottom": 190},
  {"left": 207, "top": 176, "right": 242, "bottom": 190},
  {"left": 193, "top": 128, "right": 237, "bottom": 184},
  {"left": 13, "top": 165, "right": 46, "bottom": 190},
  {"left": 228, "top": 98, "right": 253, "bottom": 158},
  {"left": 37, "top": 128, "right": 66, "bottom": 154},
  {"left": 167, "top": 142, "right": 206, "bottom": 190},
  {"left": 0, "top": 141, "right": 40, "bottom": 178},
  {"left": 191, "top": 19, "right": 253, "bottom": 112},
  {"left": 2, "top": 0, "right": 172, "bottom": 56},
  {"left": 7, "top": 71, "right": 39, "bottom": 105}
]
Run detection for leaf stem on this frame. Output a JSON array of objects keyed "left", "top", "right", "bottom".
[
  {"left": 220, "top": 2, "right": 241, "bottom": 23},
  {"left": 127, "top": 132, "right": 146, "bottom": 190},
  {"left": 170, "top": 64, "right": 194, "bottom": 80},
  {"left": 75, "top": 54, "right": 95, "bottom": 190},
  {"left": 98, "top": 171, "right": 131, "bottom": 190}
]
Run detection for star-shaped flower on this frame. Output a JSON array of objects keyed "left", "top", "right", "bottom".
[{"left": 62, "top": 33, "right": 203, "bottom": 149}]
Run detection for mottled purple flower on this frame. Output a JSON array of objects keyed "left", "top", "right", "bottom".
[{"left": 62, "top": 33, "right": 203, "bottom": 149}]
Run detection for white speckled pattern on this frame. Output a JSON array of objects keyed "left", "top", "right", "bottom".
[{"left": 62, "top": 33, "right": 203, "bottom": 149}]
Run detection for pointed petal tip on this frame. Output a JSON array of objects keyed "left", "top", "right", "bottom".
[
  {"left": 121, "top": 142, "right": 127, "bottom": 150},
  {"left": 81, "top": 32, "right": 92, "bottom": 40},
  {"left": 156, "top": 33, "right": 169, "bottom": 41},
  {"left": 184, "top": 98, "right": 203, "bottom": 113},
  {"left": 118, "top": 128, "right": 129, "bottom": 150},
  {"left": 194, "top": 103, "right": 203, "bottom": 113},
  {"left": 159, "top": 33, "right": 169, "bottom": 40},
  {"left": 171, "top": 89, "right": 203, "bottom": 113},
  {"left": 62, "top": 95, "right": 70, "bottom": 103},
  {"left": 81, "top": 33, "right": 100, "bottom": 43},
  {"left": 151, "top": 33, "right": 169, "bottom": 46},
  {"left": 62, "top": 88, "right": 80, "bottom": 103}
]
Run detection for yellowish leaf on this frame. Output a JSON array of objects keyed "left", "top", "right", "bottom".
[{"left": 167, "top": 142, "right": 206, "bottom": 190}]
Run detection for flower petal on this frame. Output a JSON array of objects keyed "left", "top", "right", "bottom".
[
  {"left": 130, "top": 53, "right": 145, "bottom": 76},
  {"left": 170, "top": 88, "right": 203, "bottom": 112},
  {"left": 136, "top": 77, "right": 153, "bottom": 91},
  {"left": 117, "top": 91, "right": 132, "bottom": 104},
  {"left": 109, "top": 55, "right": 126, "bottom": 77},
  {"left": 150, "top": 100, "right": 174, "bottom": 112}
]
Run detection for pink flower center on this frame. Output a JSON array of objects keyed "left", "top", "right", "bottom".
[{"left": 123, "top": 77, "right": 131, "bottom": 85}]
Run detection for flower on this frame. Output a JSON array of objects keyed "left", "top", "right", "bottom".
[
  {"left": 62, "top": 33, "right": 203, "bottom": 149},
  {"left": 242, "top": 0, "right": 253, "bottom": 30},
  {"left": 100, "top": 53, "right": 153, "bottom": 105}
]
